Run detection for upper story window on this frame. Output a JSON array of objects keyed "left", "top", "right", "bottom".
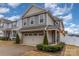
[
  {"left": 12, "top": 22, "right": 17, "bottom": 28},
  {"left": 24, "top": 22, "right": 26, "bottom": 25},
  {"left": 23, "top": 18, "right": 27, "bottom": 25},
  {"left": 40, "top": 18, "right": 43, "bottom": 23},
  {"left": 0, "top": 23, "right": 4, "bottom": 28},
  {"left": 31, "top": 20, "right": 34, "bottom": 24},
  {"left": 30, "top": 17, "right": 35, "bottom": 25},
  {"left": 39, "top": 14, "right": 45, "bottom": 24}
]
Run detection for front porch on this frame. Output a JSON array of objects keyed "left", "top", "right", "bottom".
[
  {"left": 47, "top": 30, "right": 60, "bottom": 44},
  {"left": 3, "top": 30, "right": 17, "bottom": 40}
]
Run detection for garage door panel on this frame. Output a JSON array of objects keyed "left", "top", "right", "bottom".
[
  {"left": 23, "top": 35, "right": 44, "bottom": 46},
  {"left": 33, "top": 36, "right": 43, "bottom": 45}
]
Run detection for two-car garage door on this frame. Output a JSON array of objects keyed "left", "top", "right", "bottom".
[{"left": 23, "top": 31, "right": 44, "bottom": 46}]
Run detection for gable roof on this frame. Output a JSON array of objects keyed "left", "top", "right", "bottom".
[
  {"left": 0, "top": 18, "right": 12, "bottom": 23},
  {"left": 22, "top": 4, "right": 47, "bottom": 19}
]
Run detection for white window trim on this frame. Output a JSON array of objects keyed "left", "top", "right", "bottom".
[
  {"left": 39, "top": 14, "right": 45, "bottom": 24},
  {"left": 23, "top": 18, "right": 27, "bottom": 26},
  {"left": 30, "top": 17, "right": 35, "bottom": 25}
]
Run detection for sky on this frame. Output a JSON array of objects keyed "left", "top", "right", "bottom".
[{"left": 0, "top": 3, "right": 79, "bottom": 34}]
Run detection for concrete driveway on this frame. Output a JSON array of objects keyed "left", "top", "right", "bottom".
[
  {"left": 0, "top": 45, "right": 35, "bottom": 56},
  {"left": 0, "top": 41, "right": 35, "bottom": 56},
  {"left": 0, "top": 40, "right": 61, "bottom": 56}
]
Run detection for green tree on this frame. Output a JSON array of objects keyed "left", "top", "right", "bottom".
[
  {"left": 16, "top": 33, "right": 20, "bottom": 44},
  {"left": 43, "top": 31, "right": 48, "bottom": 45}
]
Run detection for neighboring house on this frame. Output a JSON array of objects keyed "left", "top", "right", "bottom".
[
  {"left": 20, "top": 5, "right": 65, "bottom": 46},
  {"left": 0, "top": 31, "right": 4, "bottom": 37},
  {"left": 0, "top": 18, "right": 22, "bottom": 40}
]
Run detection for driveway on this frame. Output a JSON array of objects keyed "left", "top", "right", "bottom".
[
  {"left": 0, "top": 40, "right": 35, "bottom": 56},
  {"left": 0, "top": 45, "right": 34, "bottom": 56},
  {"left": 0, "top": 40, "right": 61, "bottom": 56}
]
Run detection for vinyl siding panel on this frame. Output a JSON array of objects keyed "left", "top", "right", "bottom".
[{"left": 46, "top": 13, "right": 54, "bottom": 25}]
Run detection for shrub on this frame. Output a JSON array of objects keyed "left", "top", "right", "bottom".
[
  {"left": 0, "top": 37, "right": 4, "bottom": 40},
  {"left": 0, "top": 37, "right": 10, "bottom": 41},
  {"left": 15, "top": 33, "right": 20, "bottom": 44},
  {"left": 43, "top": 31, "right": 48, "bottom": 45},
  {"left": 36, "top": 44, "right": 43, "bottom": 50},
  {"left": 36, "top": 43, "right": 65, "bottom": 52}
]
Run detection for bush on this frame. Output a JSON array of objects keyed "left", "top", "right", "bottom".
[
  {"left": 36, "top": 44, "right": 43, "bottom": 50},
  {"left": 36, "top": 43, "right": 65, "bottom": 52},
  {"left": 43, "top": 31, "right": 48, "bottom": 45},
  {"left": 0, "top": 37, "right": 10, "bottom": 41},
  {"left": 15, "top": 34, "right": 20, "bottom": 44}
]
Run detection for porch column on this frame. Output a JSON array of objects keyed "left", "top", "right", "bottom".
[
  {"left": 57, "top": 31, "right": 60, "bottom": 43},
  {"left": 11, "top": 30, "right": 13, "bottom": 40},
  {"left": 3, "top": 31, "right": 5, "bottom": 37},
  {"left": 55, "top": 31, "right": 57, "bottom": 44},
  {"left": 20, "top": 33, "right": 23, "bottom": 43},
  {"left": 4, "top": 31, "right": 6, "bottom": 37}
]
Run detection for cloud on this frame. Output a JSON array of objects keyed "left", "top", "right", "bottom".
[
  {"left": 0, "top": 7, "right": 10, "bottom": 13},
  {"left": 8, "top": 3, "right": 21, "bottom": 8},
  {"left": 45, "top": 3, "right": 57, "bottom": 10},
  {"left": 45, "top": 3, "right": 73, "bottom": 16},
  {"left": 65, "top": 23, "right": 79, "bottom": 34},
  {"left": 65, "top": 27, "right": 79, "bottom": 34},
  {"left": 59, "top": 13, "right": 72, "bottom": 21},
  {"left": 7, "top": 15, "right": 21, "bottom": 21},
  {"left": 0, "top": 14, "right": 4, "bottom": 18}
]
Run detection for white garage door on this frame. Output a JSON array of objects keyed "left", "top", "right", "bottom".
[{"left": 23, "top": 31, "right": 44, "bottom": 46}]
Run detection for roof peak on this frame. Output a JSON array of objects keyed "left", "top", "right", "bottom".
[{"left": 31, "top": 3, "right": 36, "bottom": 6}]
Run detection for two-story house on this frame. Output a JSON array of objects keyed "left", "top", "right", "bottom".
[
  {"left": 0, "top": 18, "right": 22, "bottom": 40},
  {"left": 20, "top": 5, "right": 64, "bottom": 46}
]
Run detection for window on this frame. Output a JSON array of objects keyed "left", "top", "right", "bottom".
[
  {"left": 12, "top": 22, "right": 17, "bottom": 28},
  {"left": 39, "top": 14, "right": 45, "bottom": 24},
  {"left": 31, "top": 20, "right": 34, "bottom": 24},
  {"left": 0, "top": 23, "right": 4, "bottom": 28},
  {"left": 24, "top": 22, "right": 26, "bottom": 25},
  {"left": 23, "top": 18, "right": 27, "bottom": 25},
  {"left": 40, "top": 19, "right": 43, "bottom": 23},
  {"left": 33, "top": 33, "right": 37, "bottom": 36},
  {"left": 30, "top": 17, "right": 34, "bottom": 25},
  {"left": 13, "top": 31, "right": 16, "bottom": 37},
  {"left": 29, "top": 33, "right": 32, "bottom": 36},
  {"left": 25, "top": 33, "right": 28, "bottom": 36},
  {"left": 39, "top": 32, "right": 43, "bottom": 36}
]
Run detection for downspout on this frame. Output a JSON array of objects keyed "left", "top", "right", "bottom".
[{"left": 44, "top": 13, "right": 48, "bottom": 43}]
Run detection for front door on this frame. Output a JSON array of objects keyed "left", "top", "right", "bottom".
[{"left": 52, "top": 31, "right": 55, "bottom": 44}]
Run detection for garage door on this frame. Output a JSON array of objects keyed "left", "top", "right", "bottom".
[{"left": 23, "top": 31, "right": 44, "bottom": 46}]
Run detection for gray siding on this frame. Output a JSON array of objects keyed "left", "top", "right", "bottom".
[{"left": 22, "top": 13, "right": 46, "bottom": 27}]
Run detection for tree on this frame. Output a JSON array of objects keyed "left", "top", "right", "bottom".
[
  {"left": 16, "top": 33, "right": 20, "bottom": 44},
  {"left": 43, "top": 31, "right": 48, "bottom": 45}
]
